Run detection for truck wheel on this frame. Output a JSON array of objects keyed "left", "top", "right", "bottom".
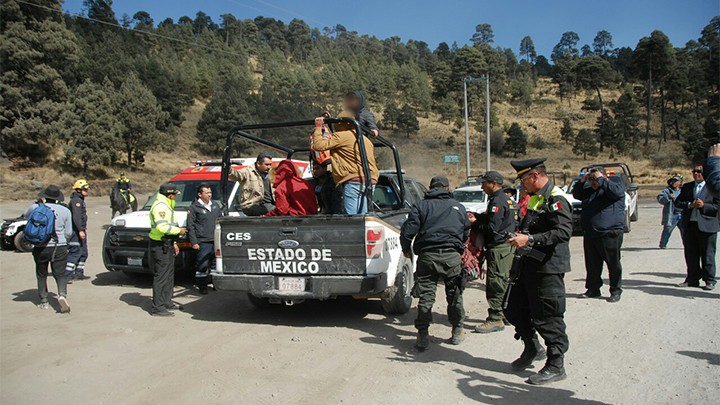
[
  {"left": 14, "top": 231, "right": 34, "bottom": 252},
  {"left": 624, "top": 210, "right": 631, "bottom": 233},
  {"left": 630, "top": 203, "right": 639, "bottom": 222},
  {"left": 247, "top": 293, "right": 272, "bottom": 309},
  {"left": 382, "top": 263, "right": 413, "bottom": 315}
]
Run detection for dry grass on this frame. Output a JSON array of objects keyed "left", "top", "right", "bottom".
[{"left": 0, "top": 80, "right": 689, "bottom": 202}]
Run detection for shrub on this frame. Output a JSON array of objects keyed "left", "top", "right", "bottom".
[{"left": 650, "top": 152, "right": 684, "bottom": 169}]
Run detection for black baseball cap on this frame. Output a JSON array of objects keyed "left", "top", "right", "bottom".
[
  {"left": 429, "top": 176, "right": 450, "bottom": 188},
  {"left": 478, "top": 171, "right": 504, "bottom": 185},
  {"left": 159, "top": 183, "right": 181, "bottom": 195}
]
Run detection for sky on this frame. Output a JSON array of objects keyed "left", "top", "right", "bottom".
[{"left": 62, "top": 0, "right": 718, "bottom": 56}]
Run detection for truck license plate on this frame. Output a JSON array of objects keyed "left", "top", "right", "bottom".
[
  {"left": 278, "top": 277, "right": 305, "bottom": 292},
  {"left": 127, "top": 257, "right": 143, "bottom": 267}
]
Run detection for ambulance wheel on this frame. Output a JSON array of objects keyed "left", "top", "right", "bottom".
[{"left": 14, "top": 231, "right": 34, "bottom": 252}]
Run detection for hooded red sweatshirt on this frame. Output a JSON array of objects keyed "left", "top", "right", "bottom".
[{"left": 266, "top": 160, "right": 318, "bottom": 216}]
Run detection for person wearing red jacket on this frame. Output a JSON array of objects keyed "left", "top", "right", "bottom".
[{"left": 266, "top": 160, "right": 318, "bottom": 217}]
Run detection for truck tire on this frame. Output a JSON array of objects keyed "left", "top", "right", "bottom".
[
  {"left": 14, "top": 231, "right": 34, "bottom": 252},
  {"left": 623, "top": 210, "right": 631, "bottom": 233},
  {"left": 381, "top": 263, "right": 414, "bottom": 315},
  {"left": 247, "top": 293, "right": 272, "bottom": 309},
  {"left": 630, "top": 202, "right": 639, "bottom": 221}
]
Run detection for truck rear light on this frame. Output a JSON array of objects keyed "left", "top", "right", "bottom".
[
  {"left": 366, "top": 227, "right": 385, "bottom": 259},
  {"left": 214, "top": 222, "right": 222, "bottom": 258}
]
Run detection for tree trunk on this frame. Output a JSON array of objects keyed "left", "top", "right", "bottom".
[
  {"left": 660, "top": 87, "right": 667, "bottom": 143},
  {"left": 596, "top": 86, "right": 605, "bottom": 153},
  {"left": 126, "top": 143, "right": 133, "bottom": 169}
]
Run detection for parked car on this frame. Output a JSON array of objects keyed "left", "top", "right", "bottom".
[
  {"left": 102, "top": 158, "right": 311, "bottom": 277},
  {"left": 1, "top": 217, "right": 33, "bottom": 252},
  {"left": 452, "top": 185, "right": 488, "bottom": 214}
]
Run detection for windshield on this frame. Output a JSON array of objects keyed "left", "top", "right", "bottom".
[
  {"left": 141, "top": 180, "right": 222, "bottom": 210},
  {"left": 453, "top": 189, "right": 486, "bottom": 203}
]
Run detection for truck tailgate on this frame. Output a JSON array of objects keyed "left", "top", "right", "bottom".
[{"left": 219, "top": 216, "right": 366, "bottom": 276}]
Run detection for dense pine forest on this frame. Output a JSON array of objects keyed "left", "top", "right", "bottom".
[{"left": 1, "top": 0, "right": 719, "bottom": 179}]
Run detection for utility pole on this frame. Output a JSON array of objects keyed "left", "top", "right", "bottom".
[{"left": 463, "top": 76, "right": 491, "bottom": 177}]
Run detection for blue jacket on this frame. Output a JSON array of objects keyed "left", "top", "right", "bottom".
[
  {"left": 705, "top": 156, "right": 720, "bottom": 198},
  {"left": 572, "top": 177, "right": 626, "bottom": 237},
  {"left": 657, "top": 186, "right": 681, "bottom": 226}
]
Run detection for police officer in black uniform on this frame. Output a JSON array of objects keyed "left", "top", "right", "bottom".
[{"left": 505, "top": 158, "right": 573, "bottom": 385}]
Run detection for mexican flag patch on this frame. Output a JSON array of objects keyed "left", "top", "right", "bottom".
[
  {"left": 490, "top": 206, "right": 499, "bottom": 213},
  {"left": 549, "top": 201, "right": 562, "bottom": 212}
]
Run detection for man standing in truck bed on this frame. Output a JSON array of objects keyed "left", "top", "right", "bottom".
[
  {"left": 401, "top": 176, "right": 470, "bottom": 351},
  {"left": 230, "top": 152, "right": 275, "bottom": 216}
]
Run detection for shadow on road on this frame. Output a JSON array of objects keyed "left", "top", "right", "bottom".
[
  {"left": 12, "top": 289, "right": 63, "bottom": 312},
  {"left": 92, "top": 271, "right": 152, "bottom": 288},
  {"left": 677, "top": 350, "right": 720, "bottom": 366},
  {"left": 455, "top": 369, "right": 611, "bottom": 405},
  {"left": 621, "top": 246, "right": 681, "bottom": 252},
  {"left": 626, "top": 285, "right": 718, "bottom": 299},
  {"left": 630, "top": 272, "right": 686, "bottom": 279}
]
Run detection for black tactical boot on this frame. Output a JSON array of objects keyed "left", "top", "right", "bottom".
[
  {"left": 415, "top": 329, "right": 430, "bottom": 351},
  {"left": 449, "top": 326, "right": 465, "bottom": 345},
  {"left": 511, "top": 336, "right": 547, "bottom": 371},
  {"left": 527, "top": 359, "right": 566, "bottom": 385}
]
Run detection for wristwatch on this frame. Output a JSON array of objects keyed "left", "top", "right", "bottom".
[{"left": 527, "top": 234, "right": 535, "bottom": 247}]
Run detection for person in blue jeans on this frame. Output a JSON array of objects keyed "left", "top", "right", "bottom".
[{"left": 657, "top": 176, "right": 683, "bottom": 249}]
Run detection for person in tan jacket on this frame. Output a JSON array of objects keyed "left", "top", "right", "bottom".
[
  {"left": 230, "top": 152, "right": 276, "bottom": 216},
  {"left": 313, "top": 111, "right": 379, "bottom": 215}
]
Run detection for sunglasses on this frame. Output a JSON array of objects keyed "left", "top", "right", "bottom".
[{"left": 692, "top": 170, "right": 703, "bottom": 174}]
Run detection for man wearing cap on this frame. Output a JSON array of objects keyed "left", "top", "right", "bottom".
[
  {"left": 572, "top": 167, "right": 626, "bottom": 302},
  {"left": 149, "top": 183, "right": 187, "bottom": 317},
  {"left": 66, "top": 179, "right": 91, "bottom": 282},
  {"left": 657, "top": 176, "right": 683, "bottom": 249},
  {"left": 25, "top": 185, "right": 73, "bottom": 313},
  {"left": 401, "top": 176, "right": 470, "bottom": 351},
  {"left": 475, "top": 171, "right": 518, "bottom": 334},
  {"left": 506, "top": 158, "right": 572, "bottom": 385}
]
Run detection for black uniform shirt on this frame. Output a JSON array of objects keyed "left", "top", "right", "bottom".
[
  {"left": 69, "top": 190, "right": 87, "bottom": 233},
  {"left": 484, "top": 188, "right": 518, "bottom": 248}
]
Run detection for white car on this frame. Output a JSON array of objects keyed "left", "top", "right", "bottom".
[
  {"left": 1, "top": 217, "right": 33, "bottom": 252},
  {"left": 452, "top": 185, "right": 488, "bottom": 214}
]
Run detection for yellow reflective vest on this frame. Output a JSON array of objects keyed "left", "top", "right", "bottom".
[{"left": 149, "top": 193, "right": 181, "bottom": 241}]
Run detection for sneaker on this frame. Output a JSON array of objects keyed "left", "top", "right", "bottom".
[
  {"left": 198, "top": 286, "right": 209, "bottom": 295},
  {"left": 703, "top": 284, "right": 715, "bottom": 291},
  {"left": 474, "top": 320, "right": 505, "bottom": 334},
  {"left": 607, "top": 293, "right": 622, "bottom": 303},
  {"left": 75, "top": 275, "right": 91, "bottom": 281},
  {"left": 449, "top": 326, "right": 465, "bottom": 345},
  {"left": 58, "top": 296, "right": 71, "bottom": 313},
  {"left": 415, "top": 329, "right": 430, "bottom": 351},
  {"left": 167, "top": 304, "right": 184, "bottom": 311},
  {"left": 151, "top": 311, "right": 175, "bottom": 317},
  {"left": 580, "top": 289, "right": 601, "bottom": 298},
  {"left": 37, "top": 302, "right": 50, "bottom": 310}
]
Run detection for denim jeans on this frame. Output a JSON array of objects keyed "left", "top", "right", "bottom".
[
  {"left": 659, "top": 214, "right": 682, "bottom": 248},
  {"left": 342, "top": 181, "right": 369, "bottom": 215}
]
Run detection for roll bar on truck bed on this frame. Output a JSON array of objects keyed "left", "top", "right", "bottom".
[{"left": 219, "top": 118, "right": 405, "bottom": 215}]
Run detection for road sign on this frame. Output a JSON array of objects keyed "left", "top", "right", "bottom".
[{"left": 443, "top": 154, "right": 460, "bottom": 164}]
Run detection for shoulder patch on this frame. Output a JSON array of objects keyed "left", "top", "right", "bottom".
[
  {"left": 549, "top": 201, "right": 563, "bottom": 212},
  {"left": 159, "top": 211, "right": 166, "bottom": 219},
  {"left": 75, "top": 202, "right": 81, "bottom": 207},
  {"left": 489, "top": 205, "right": 499, "bottom": 213}
]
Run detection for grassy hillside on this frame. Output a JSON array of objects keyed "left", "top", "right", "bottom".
[{"left": 0, "top": 79, "right": 687, "bottom": 202}]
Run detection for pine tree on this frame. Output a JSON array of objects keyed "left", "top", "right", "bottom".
[
  {"left": 573, "top": 129, "right": 599, "bottom": 160},
  {"left": 396, "top": 105, "right": 419, "bottom": 137},
  {"left": 612, "top": 89, "right": 641, "bottom": 151},
  {"left": 560, "top": 118, "right": 575, "bottom": 144},
  {"left": 197, "top": 77, "right": 254, "bottom": 153},
  {"left": 61, "top": 79, "right": 122, "bottom": 172},
  {"left": 115, "top": 74, "right": 169, "bottom": 168},
  {"left": 505, "top": 122, "right": 527, "bottom": 157}
]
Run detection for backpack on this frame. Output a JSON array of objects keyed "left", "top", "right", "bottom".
[{"left": 24, "top": 203, "right": 56, "bottom": 245}]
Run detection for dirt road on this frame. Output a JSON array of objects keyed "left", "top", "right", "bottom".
[{"left": 0, "top": 198, "right": 718, "bottom": 405}]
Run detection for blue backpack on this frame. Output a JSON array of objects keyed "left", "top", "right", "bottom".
[{"left": 24, "top": 203, "right": 56, "bottom": 245}]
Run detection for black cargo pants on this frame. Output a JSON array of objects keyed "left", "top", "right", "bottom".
[
  {"left": 505, "top": 270, "right": 569, "bottom": 366},
  {"left": 150, "top": 240, "right": 175, "bottom": 314},
  {"left": 413, "top": 250, "right": 465, "bottom": 330}
]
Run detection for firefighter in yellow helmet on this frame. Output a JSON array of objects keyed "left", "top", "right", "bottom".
[
  {"left": 67, "top": 179, "right": 90, "bottom": 281},
  {"left": 148, "top": 183, "right": 187, "bottom": 317}
]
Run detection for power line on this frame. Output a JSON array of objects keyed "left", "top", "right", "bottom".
[
  {"left": 225, "top": 0, "right": 323, "bottom": 26},
  {"left": 15, "top": 0, "right": 247, "bottom": 58}
]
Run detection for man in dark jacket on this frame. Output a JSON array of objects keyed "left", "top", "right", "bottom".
[
  {"left": 506, "top": 158, "right": 572, "bottom": 385},
  {"left": 344, "top": 91, "right": 379, "bottom": 137},
  {"left": 572, "top": 167, "right": 626, "bottom": 302},
  {"left": 401, "top": 176, "right": 470, "bottom": 351},
  {"left": 475, "top": 171, "right": 518, "bottom": 334},
  {"left": 675, "top": 165, "right": 719, "bottom": 290},
  {"left": 311, "top": 160, "right": 342, "bottom": 214},
  {"left": 66, "top": 179, "right": 90, "bottom": 281},
  {"left": 188, "top": 183, "right": 222, "bottom": 295}
]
